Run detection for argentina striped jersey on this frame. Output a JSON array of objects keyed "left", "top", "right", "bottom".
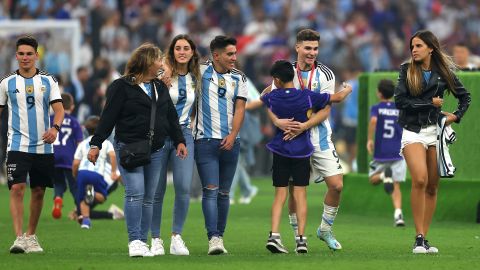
[
  {"left": 293, "top": 61, "right": 335, "bottom": 151},
  {"left": 194, "top": 61, "right": 248, "bottom": 139},
  {"left": 0, "top": 70, "right": 62, "bottom": 154},
  {"left": 169, "top": 73, "right": 196, "bottom": 126},
  {"left": 74, "top": 136, "right": 114, "bottom": 176}
]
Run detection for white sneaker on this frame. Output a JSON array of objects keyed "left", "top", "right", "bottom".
[
  {"left": 239, "top": 187, "right": 258, "bottom": 204},
  {"left": 170, "top": 234, "right": 189, "bottom": 255},
  {"left": 108, "top": 204, "right": 125, "bottom": 220},
  {"left": 24, "top": 234, "right": 44, "bottom": 253},
  {"left": 219, "top": 237, "right": 228, "bottom": 254},
  {"left": 129, "top": 240, "right": 153, "bottom": 257},
  {"left": 207, "top": 236, "right": 224, "bottom": 255},
  {"left": 150, "top": 238, "right": 165, "bottom": 256},
  {"left": 10, "top": 235, "right": 26, "bottom": 254}
]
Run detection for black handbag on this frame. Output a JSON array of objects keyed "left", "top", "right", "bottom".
[{"left": 119, "top": 82, "right": 156, "bottom": 170}]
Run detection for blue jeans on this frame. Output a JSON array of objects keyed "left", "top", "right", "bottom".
[
  {"left": 195, "top": 138, "right": 240, "bottom": 239},
  {"left": 114, "top": 140, "right": 162, "bottom": 243},
  {"left": 151, "top": 127, "right": 194, "bottom": 237}
]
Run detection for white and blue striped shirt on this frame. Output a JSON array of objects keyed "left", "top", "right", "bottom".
[
  {"left": 294, "top": 62, "right": 335, "bottom": 151},
  {"left": 74, "top": 136, "right": 114, "bottom": 176},
  {"left": 0, "top": 70, "right": 62, "bottom": 154},
  {"left": 194, "top": 61, "right": 248, "bottom": 140},
  {"left": 169, "top": 73, "right": 196, "bottom": 126}
]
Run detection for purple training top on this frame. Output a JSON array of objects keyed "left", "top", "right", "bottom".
[
  {"left": 51, "top": 113, "right": 84, "bottom": 169},
  {"left": 370, "top": 101, "right": 403, "bottom": 161},
  {"left": 262, "top": 88, "right": 330, "bottom": 158}
]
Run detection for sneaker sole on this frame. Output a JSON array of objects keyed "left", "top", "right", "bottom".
[
  {"left": 10, "top": 246, "right": 25, "bottom": 254},
  {"left": 412, "top": 248, "right": 428, "bottom": 254},
  {"left": 295, "top": 247, "right": 308, "bottom": 254},
  {"left": 207, "top": 248, "right": 224, "bottom": 255},
  {"left": 266, "top": 243, "right": 288, "bottom": 254}
]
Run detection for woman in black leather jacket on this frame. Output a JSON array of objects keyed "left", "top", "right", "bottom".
[{"left": 395, "top": 30, "right": 471, "bottom": 255}]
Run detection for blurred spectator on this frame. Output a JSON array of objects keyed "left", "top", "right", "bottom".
[{"left": 452, "top": 43, "right": 479, "bottom": 70}]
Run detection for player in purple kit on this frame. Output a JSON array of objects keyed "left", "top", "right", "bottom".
[
  {"left": 367, "top": 80, "right": 406, "bottom": 227},
  {"left": 51, "top": 93, "right": 84, "bottom": 219},
  {"left": 262, "top": 60, "right": 351, "bottom": 254}
]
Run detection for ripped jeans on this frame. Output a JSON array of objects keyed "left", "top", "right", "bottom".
[{"left": 194, "top": 138, "right": 240, "bottom": 239}]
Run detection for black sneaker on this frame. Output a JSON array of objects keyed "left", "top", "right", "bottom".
[
  {"left": 412, "top": 234, "right": 427, "bottom": 254},
  {"left": 295, "top": 235, "right": 308, "bottom": 254},
  {"left": 266, "top": 232, "right": 288, "bottom": 254},
  {"left": 383, "top": 167, "right": 394, "bottom": 195},
  {"left": 85, "top": 185, "right": 95, "bottom": 205}
]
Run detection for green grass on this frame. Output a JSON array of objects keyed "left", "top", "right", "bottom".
[{"left": 1, "top": 177, "right": 479, "bottom": 270}]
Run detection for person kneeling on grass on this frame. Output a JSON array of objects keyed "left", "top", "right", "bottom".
[
  {"left": 72, "top": 116, "right": 118, "bottom": 229},
  {"left": 261, "top": 60, "right": 352, "bottom": 254}
]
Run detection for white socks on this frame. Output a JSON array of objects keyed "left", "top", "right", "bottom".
[{"left": 320, "top": 203, "right": 339, "bottom": 232}]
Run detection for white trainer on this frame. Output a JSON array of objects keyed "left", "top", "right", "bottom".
[
  {"left": 10, "top": 235, "right": 26, "bottom": 254},
  {"left": 170, "top": 234, "right": 189, "bottom": 255},
  {"left": 24, "top": 234, "right": 44, "bottom": 253},
  {"left": 150, "top": 238, "right": 165, "bottom": 256},
  {"left": 207, "top": 236, "right": 224, "bottom": 255},
  {"left": 129, "top": 240, "right": 153, "bottom": 257},
  {"left": 219, "top": 237, "right": 228, "bottom": 254},
  {"left": 108, "top": 204, "right": 125, "bottom": 220}
]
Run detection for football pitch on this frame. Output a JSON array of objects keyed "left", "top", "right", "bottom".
[{"left": 0, "top": 177, "right": 479, "bottom": 270}]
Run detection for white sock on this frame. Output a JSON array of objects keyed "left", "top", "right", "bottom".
[
  {"left": 320, "top": 203, "right": 339, "bottom": 232},
  {"left": 394, "top": 208, "right": 403, "bottom": 218},
  {"left": 289, "top": 213, "right": 298, "bottom": 237}
]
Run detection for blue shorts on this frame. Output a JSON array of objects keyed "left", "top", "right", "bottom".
[{"left": 76, "top": 170, "right": 108, "bottom": 203}]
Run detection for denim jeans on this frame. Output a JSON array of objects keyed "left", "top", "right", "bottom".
[
  {"left": 114, "top": 140, "right": 162, "bottom": 243},
  {"left": 194, "top": 138, "right": 240, "bottom": 239},
  {"left": 151, "top": 127, "right": 194, "bottom": 237}
]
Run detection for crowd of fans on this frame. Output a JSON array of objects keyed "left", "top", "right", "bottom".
[{"left": 1, "top": 0, "right": 479, "bottom": 173}]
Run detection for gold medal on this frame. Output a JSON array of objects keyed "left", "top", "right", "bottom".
[
  {"left": 307, "top": 108, "right": 313, "bottom": 119},
  {"left": 219, "top": 78, "right": 226, "bottom": 88},
  {"left": 26, "top": 85, "right": 34, "bottom": 94}
]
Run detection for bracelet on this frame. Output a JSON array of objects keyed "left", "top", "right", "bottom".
[
  {"left": 90, "top": 145, "right": 99, "bottom": 149},
  {"left": 52, "top": 124, "right": 60, "bottom": 132}
]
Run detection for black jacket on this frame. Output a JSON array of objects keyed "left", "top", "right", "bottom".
[
  {"left": 90, "top": 77, "right": 185, "bottom": 151},
  {"left": 394, "top": 63, "right": 471, "bottom": 133}
]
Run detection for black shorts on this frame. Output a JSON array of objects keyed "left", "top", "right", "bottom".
[
  {"left": 6, "top": 151, "right": 54, "bottom": 190},
  {"left": 272, "top": 153, "right": 310, "bottom": 187}
]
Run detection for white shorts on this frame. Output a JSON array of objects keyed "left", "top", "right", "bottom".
[
  {"left": 309, "top": 146, "right": 344, "bottom": 181},
  {"left": 368, "top": 159, "right": 407, "bottom": 182},
  {"left": 401, "top": 125, "right": 436, "bottom": 154}
]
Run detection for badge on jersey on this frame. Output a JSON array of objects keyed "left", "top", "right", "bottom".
[
  {"left": 312, "top": 82, "right": 318, "bottom": 89},
  {"left": 219, "top": 78, "right": 226, "bottom": 88},
  {"left": 41, "top": 85, "right": 46, "bottom": 92},
  {"left": 231, "top": 81, "right": 236, "bottom": 87},
  {"left": 26, "top": 85, "right": 34, "bottom": 94}
]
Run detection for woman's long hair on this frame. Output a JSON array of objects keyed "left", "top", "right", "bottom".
[
  {"left": 123, "top": 43, "right": 162, "bottom": 84},
  {"left": 166, "top": 34, "right": 201, "bottom": 92},
  {"left": 406, "top": 30, "right": 457, "bottom": 96}
]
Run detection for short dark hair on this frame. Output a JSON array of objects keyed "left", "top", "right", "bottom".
[
  {"left": 210, "top": 35, "right": 236, "bottom": 53},
  {"left": 296, "top": 29, "right": 320, "bottom": 43},
  {"left": 84, "top": 116, "right": 100, "bottom": 136},
  {"left": 16, "top": 36, "right": 38, "bottom": 51},
  {"left": 377, "top": 79, "right": 395, "bottom": 99},
  {"left": 270, "top": 60, "right": 294, "bottom": 83},
  {"left": 61, "top": 93, "right": 74, "bottom": 110}
]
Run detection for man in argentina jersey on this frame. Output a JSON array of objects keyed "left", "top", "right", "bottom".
[
  {"left": 193, "top": 36, "right": 247, "bottom": 255},
  {"left": 264, "top": 29, "right": 343, "bottom": 250},
  {"left": 73, "top": 116, "right": 117, "bottom": 230},
  {"left": 367, "top": 79, "right": 406, "bottom": 227},
  {"left": 0, "top": 36, "right": 64, "bottom": 254}
]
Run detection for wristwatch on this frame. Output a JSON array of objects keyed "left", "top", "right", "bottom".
[{"left": 52, "top": 124, "right": 60, "bottom": 132}]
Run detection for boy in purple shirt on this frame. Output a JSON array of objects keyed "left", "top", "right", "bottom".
[
  {"left": 51, "top": 93, "right": 84, "bottom": 219},
  {"left": 367, "top": 79, "right": 406, "bottom": 227},
  {"left": 261, "top": 60, "right": 351, "bottom": 254}
]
